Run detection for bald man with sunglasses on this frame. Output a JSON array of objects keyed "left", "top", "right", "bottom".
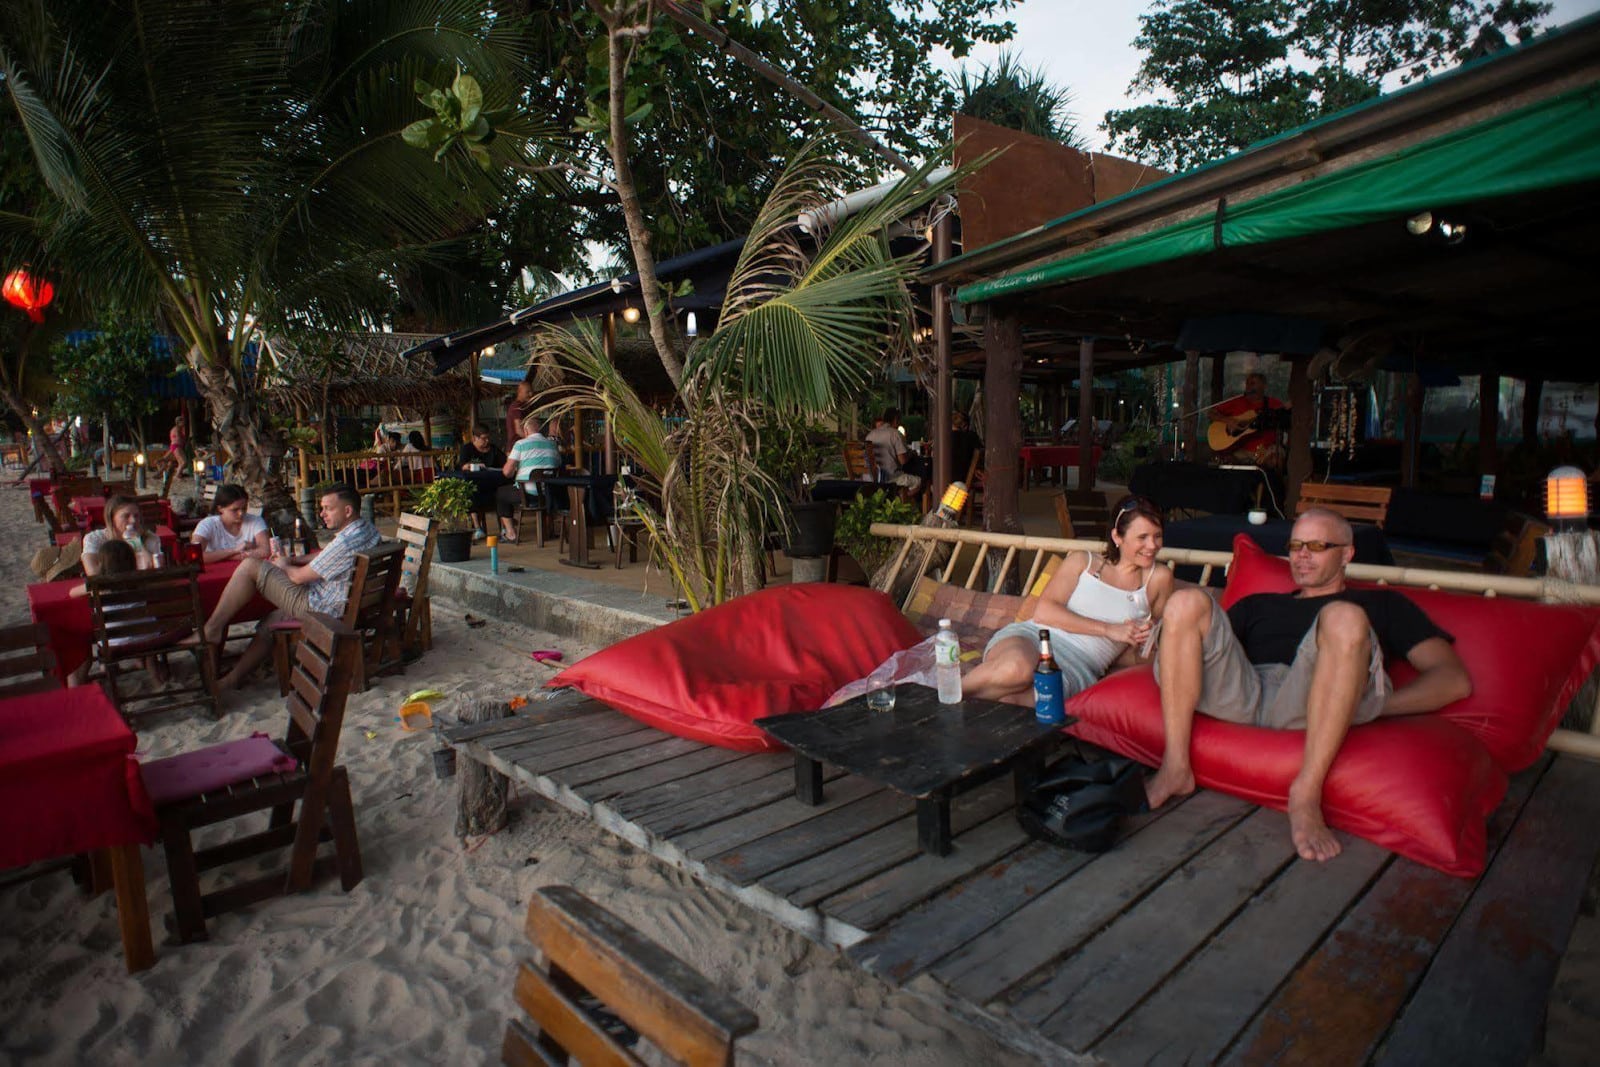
[{"left": 1144, "top": 508, "right": 1471, "bottom": 863}]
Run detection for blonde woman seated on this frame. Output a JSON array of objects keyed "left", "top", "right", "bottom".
[
  {"left": 189, "top": 484, "right": 271, "bottom": 563},
  {"left": 81, "top": 495, "right": 162, "bottom": 576},
  {"left": 963, "top": 496, "right": 1173, "bottom": 705}
]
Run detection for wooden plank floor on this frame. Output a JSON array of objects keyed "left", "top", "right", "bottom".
[{"left": 443, "top": 692, "right": 1600, "bottom": 1066}]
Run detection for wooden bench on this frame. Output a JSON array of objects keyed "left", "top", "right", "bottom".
[
  {"left": 1295, "top": 482, "right": 1393, "bottom": 527},
  {"left": 504, "top": 885, "right": 758, "bottom": 1066}
]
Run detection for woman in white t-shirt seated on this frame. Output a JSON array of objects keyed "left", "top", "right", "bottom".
[{"left": 189, "top": 483, "right": 272, "bottom": 563}]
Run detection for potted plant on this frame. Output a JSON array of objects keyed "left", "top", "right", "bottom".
[
  {"left": 835, "top": 489, "right": 921, "bottom": 579},
  {"left": 413, "top": 476, "right": 476, "bottom": 563},
  {"left": 760, "top": 421, "right": 841, "bottom": 558}
]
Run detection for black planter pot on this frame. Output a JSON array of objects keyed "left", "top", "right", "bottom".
[
  {"left": 436, "top": 529, "right": 473, "bottom": 563},
  {"left": 785, "top": 500, "right": 837, "bottom": 558}
]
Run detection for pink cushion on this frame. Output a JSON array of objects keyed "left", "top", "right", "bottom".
[
  {"left": 1223, "top": 534, "right": 1600, "bottom": 770},
  {"left": 140, "top": 733, "right": 298, "bottom": 805},
  {"left": 552, "top": 585, "right": 924, "bottom": 751},
  {"left": 1066, "top": 668, "right": 1507, "bottom": 877}
]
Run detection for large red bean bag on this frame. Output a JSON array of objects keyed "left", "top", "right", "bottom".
[
  {"left": 552, "top": 584, "right": 924, "bottom": 751},
  {"left": 1065, "top": 666, "right": 1507, "bottom": 877},
  {"left": 1223, "top": 535, "right": 1600, "bottom": 770}
]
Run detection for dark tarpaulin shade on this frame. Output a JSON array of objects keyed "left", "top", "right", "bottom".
[{"left": 958, "top": 84, "right": 1600, "bottom": 306}]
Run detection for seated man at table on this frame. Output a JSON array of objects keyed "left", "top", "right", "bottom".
[
  {"left": 1144, "top": 508, "right": 1471, "bottom": 863},
  {"left": 495, "top": 416, "right": 562, "bottom": 543},
  {"left": 200, "top": 483, "right": 381, "bottom": 690},
  {"left": 865, "top": 408, "right": 923, "bottom": 498}
]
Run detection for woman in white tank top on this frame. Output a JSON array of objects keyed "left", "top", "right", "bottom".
[{"left": 963, "top": 496, "right": 1174, "bottom": 706}]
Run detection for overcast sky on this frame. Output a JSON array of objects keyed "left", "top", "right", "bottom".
[{"left": 933, "top": 0, "right": 1600, "bottom": 151}]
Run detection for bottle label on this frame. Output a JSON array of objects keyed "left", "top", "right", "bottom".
[
  {"left": 935, "top": 638, "right": 960, "bottom": 666},
  {"left": 1034, "top": 670, "right": 1066, "bottom": 725}
]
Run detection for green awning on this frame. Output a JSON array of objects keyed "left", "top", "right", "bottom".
[{"left": 958, "top": 84, "right": 1600, "bottom": 306}]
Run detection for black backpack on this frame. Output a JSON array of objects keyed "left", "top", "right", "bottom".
[{"left": 1017, "top": 755, "right": 1149, "bottom": 853}]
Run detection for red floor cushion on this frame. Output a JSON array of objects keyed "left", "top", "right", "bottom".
[
  {"left": 551, "top": 585, "right": 924, "bottom": 751},
  {"left": 141, "top": 733, "right": 298, "bottom": 806},
  {"left": 1066, "top": 667, "right": 1507, "bottom": 877},
  {"left": 1222, "top": 534, "right": 1600, "bottom": 771}
]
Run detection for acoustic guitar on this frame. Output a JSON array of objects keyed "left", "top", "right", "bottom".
[{"left": 1207, "top": 411, "right": 1262, "bottom": 453}]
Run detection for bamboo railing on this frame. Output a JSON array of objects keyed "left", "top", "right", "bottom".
[
  {"left": 297, "top": 448, "right": 458, "bottom": 516},
  {"left": 869, "top": 522, "right": 1600, "bottom": 763}
]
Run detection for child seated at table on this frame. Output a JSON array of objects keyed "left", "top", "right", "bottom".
[{"left": 68, "top": 539, "right": 168, "bottom": 686}]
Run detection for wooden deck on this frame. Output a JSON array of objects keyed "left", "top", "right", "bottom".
[{"left": 443, "top": 691, "right": 1600, "bottom": 1066}]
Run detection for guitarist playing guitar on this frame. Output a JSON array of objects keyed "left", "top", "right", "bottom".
[{"left": 1209, "top": 372, "right": 1289, "bottom": 469}]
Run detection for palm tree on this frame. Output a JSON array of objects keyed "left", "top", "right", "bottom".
[
  {"left": 531, "top": 144, "right": 962, "bottom": 609},
  {"left": 0, "top": 0, "right": 551, "bottom": 503},
  {"left": 952, "top": 52, "right": 1083, "bottom": 146}
]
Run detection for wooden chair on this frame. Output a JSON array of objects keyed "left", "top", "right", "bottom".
[
  {"left": 503, "top": 885, "right": 759, "bottom": 1067},
  {"left": 1294, "top": 482, "right": 1393, "bottom": 527},
  {"left": 86, "top": 564, "right": 219, "bottom": 721},
  {"left": 390, "top": 513, "right": 436, "bottom": 665},
  {"left": 1484, "top": 512, "right": 1550, "bottom": 577},
  {"left": 1054, "top": 488, "right": 1111, "bottom": 540},
  {"left": 841, "top": 440, "right": 877, "bottom": 481},
  {"left": 148, "top": 612, "right": 363, "bottom": 944},
  {"left": 514, "top": 472, "right": 560, "bottom": 547},
  {"left": 271, "top": 543, "right": 405, "bottom": 696},
  {"left": 52, "top": 477, "right": 104, "bottom": 518},
  {"left": 134, "top": 495, "right": 167, "bottom": 530},
  {"left": 0, "top": 622, "right": 61, "bottom": 699}
]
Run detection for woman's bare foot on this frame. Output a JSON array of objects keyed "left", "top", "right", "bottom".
[
  {"left": 1287, "top": 796, "right": 1342, "bottom": 862},
  {"left": 1144, "top": 763, "right": 1196, "bottom": 808}
]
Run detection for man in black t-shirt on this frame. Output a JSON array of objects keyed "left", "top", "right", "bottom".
[{"left": 1145, "top": 508, "right": 1472, "bottom": 863}]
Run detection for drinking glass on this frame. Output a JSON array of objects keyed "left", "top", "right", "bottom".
[{"left": 866, "top": 687, "right": 897, "bottom": 713}]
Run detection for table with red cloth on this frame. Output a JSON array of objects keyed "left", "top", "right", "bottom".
[
  {"left": 55, "top": 524, "right": 180, "bottom": 558},
  {"left": 0, "top": 686, "right": 156, "bottom": 971},
  {"left": 28, "top": 558, "right": 272, "bottom": 682},
  {"left": 1019, "top": 445, "right": 1105, "bottom": 488},
  {"left": 71, "top": 495, "right": 175, "bottom": 530}
]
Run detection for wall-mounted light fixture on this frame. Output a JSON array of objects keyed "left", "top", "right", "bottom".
[
  {"left": 685, "top": 311, "right": 698, "bottom": 338},
  {"left": 1545, "top": 465, "right": 1589, "bottom": 529},
  {"left": 621, "top": 306, "right": 641, "bottom": 324},
  {"left": 1405, "top": 211, "right": 1434, "bottom": 236}
]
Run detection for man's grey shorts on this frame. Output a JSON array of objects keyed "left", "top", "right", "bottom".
[
  {"left": 1153, "top": 596, "right": 1389, "bottom": 730},
  {"left": 255, "top": 562, "right": 312, "bottom": 621}
]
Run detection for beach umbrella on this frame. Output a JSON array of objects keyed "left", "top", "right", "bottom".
[{"left": 2, "top": 269, "right": 54, "bottom": 322}]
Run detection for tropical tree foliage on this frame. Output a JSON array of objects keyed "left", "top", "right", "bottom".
[
  {"left": 0, "top": 0, "right": 561, "bottom": 503},
  {"left": 529, "top": 146, "right": 961, "bottom": 609},
  {"left": 49, "top": 312, "right": 168, "bottom": 452},
  {"left": 952, "top": 51, "right": 1083, "bottom": 146},
  {"left": 1105, "top": 0, "right": 1552, "bottom": 172}
]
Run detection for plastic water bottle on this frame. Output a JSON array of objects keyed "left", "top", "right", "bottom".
[
  {"left": 1034, "top": 629, "right": 1065, "bottom": 725},
  {"left": 487, "top": 534, "right": 500, "bottom": 574},
  {"left": 150, "top": 546, "right": 163, "bottom": 569},
  {"left": 934, "top": 618, "right": 962, "bottom": 704},
  {"left": 294, "top": 515, "right": 307, "bottom": 553}
]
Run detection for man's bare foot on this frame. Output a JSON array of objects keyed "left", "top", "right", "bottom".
[
  {"left": 1144, "top": 764, "right": 1196, "bottom": 809},
  {"left": 1287, "top": 798, "right": 1342, "bottom": 862}
]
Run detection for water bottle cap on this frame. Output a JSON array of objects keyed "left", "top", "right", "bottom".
[{"left": 938, "top": 618, "right": 952, "bottom": 628}]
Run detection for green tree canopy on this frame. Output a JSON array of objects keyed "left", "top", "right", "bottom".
[
  {"left": 952, "top": 51, "right": 1083, "bottom": 146},
  {"left": 1104, "top": 0, "right": 1553, "bottom": 172},
  {"left": 49, "top": 312, "right": 167, "bottom": 444}
]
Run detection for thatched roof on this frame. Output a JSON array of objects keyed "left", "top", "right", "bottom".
[{"left": 259, "top": 332, "right": 477, "bottom": 413}]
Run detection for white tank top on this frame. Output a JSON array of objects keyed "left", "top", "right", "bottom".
[{"left": 1053, "top": 553, "right": 1154, "bottom": 682}]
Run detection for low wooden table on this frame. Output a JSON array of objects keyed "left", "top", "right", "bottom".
[{"left": 756, "top": 684, "right": 1071, "bottom": 857}]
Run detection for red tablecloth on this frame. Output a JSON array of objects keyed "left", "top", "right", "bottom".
[
  {"left": 28, "top": 559, "right": 271, "bottom": 681},
  {"left": 27, "top": 477, "right": 55, "bottom": 497},
  {"left": 1019, "top": 445, "right": 1105, "bottom": 487},
  {"left": 71, "top": 496, "right": 175, "bottom": 530},
  {"left": 0, "top": 686, "right": 156, "bottom": 868},
  {"left": 55, "top": 525, "right": 179, "bottom": 558}
]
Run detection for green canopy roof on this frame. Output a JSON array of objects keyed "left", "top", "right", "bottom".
[{"left": 958, "top": 84, "right": 1600, "bottom": 306}]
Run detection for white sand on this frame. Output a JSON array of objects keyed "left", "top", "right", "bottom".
[{"left": 0, "top": 483, "right": 1036, "bottom": 1066}]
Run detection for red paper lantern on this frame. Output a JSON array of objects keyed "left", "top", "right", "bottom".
[{"left": 2, "top": 269, "right": 55, "bottom": 323}]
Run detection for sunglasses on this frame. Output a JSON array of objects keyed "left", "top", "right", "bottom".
[{"left": 1286, "top": 539, "right": 1351, "bottom": 553}]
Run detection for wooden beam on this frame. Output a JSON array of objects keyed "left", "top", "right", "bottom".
[
  {"left": 1523, "top": 375, "right": 1543, "bottom": 447},
  {"left": 1286, "top": 357, "right": 1313, "bottom": 511},
  {"left": 1210, "top": 353, "right": 1226, "bottom": 411},
  {"left": 982, "top": 309, "right": 1025, "bottom": 546},
  {"left": 1403, "top": 373, "right": 1425, "bottom": 488},
  {"left": 603, "top": 314, "right": 617, "bottom": 474},
  {"left": 1181, "top": 351, "right": 1200, "bottom": 460},
  {"left": 1077, "top": 338, "right": 1096, "bottom": 489},
  {"left": 468, "top": 350, "right": 479, "bottom": 440},
  {"left": 933, "top": 216, "right": 953, "bottom": 500},
  {"left": 1478, "top": 370, "right": 1499, "bottom": 478}
]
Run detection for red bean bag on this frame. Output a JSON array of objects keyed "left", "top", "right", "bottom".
[
  {"left": 551, "top": 584, "right": 924, "bottom": 751},
  {"left": 1223, "top": 534, "right": 1600, "bottom": 771},
  {"left": 1065, "top": 666, "right": 1507, "bottom": 877}
]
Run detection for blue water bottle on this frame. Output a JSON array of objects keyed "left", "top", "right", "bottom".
[
  {"left": 1033, "top": 629, "right": 1065, "bottom": 726},
  {"left": 488, "top": 534, "right": 500, "bottom": 574}
]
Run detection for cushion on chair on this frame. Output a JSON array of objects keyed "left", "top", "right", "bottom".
[
  {"left": 552, "top": 585, "right": 924, "bottom": 751},
  {"left": 1065, "top": 667, "right": 1507, "bottom": 877},
  {"left": 1222, "top": 535, "right": 1600, "bottom": 771},
  {"left": 140, "top": 732, "right": 299, "bottom": 805}
]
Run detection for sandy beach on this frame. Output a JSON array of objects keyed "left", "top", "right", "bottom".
[{"left": 0, "top": 483, "right": 1037, "bottom": 1067}]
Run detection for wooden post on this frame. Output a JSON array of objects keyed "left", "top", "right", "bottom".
[
  {"left": 1210, "top": 353, "right": 1227, "bottom": 411},
  {"left": 468, "top": 350, "right": 479, "bottom": 440},
  {"left": 1403, "top": 372, "right": 1425, "bottom": 488},
  {"left": 933, "top": 217, "right": 953, "bottom": 500},
  {"left": 1181, "top": 350, "right": 1200, "bottom": 461},
  {"left": 982, "top": 308, "right": 1025, "bottom": 548},
  {"left": 1478, "top": 370, "right": 1499, "bottom": 478},
  {"left": 456, "top": 698, "right": 511, "bottom": 839},
  {"left": 603, "top": 315, "right": 617, "bottom": 474},
  {"left": 1078, "top": 338, "right": 1096, "bottom": 489},
  {"left": 1286, "top": 356, "right": 1314, "bottom": 512},
  {"left": 1523, "top": 375, "right": 1544, "bottom": 446},
  {"left": 422, "top": 413, "right": 433, "bottom": 450}
]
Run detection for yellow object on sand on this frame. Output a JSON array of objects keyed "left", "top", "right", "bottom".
[{"left": 398, "top": 701, "right": 434, "bottom": 731}]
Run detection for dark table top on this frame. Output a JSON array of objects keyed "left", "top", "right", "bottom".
[{"left": 755, "top": 683, "right": 1069, "bottom": 799}]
